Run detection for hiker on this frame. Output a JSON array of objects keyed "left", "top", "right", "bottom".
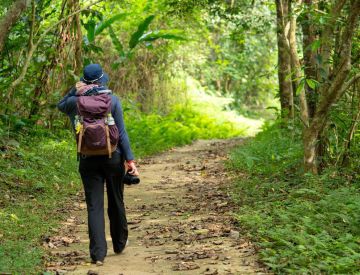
[{"left": 57, "top": 63, "right": 139, "bottom": 266}]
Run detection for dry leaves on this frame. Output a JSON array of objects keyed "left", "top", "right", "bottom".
[{"left": 172, "top": 261, "right": 200, "bottom": 271}]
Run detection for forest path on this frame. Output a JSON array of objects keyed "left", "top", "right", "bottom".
[{"left": 45, "top": 139, "right": 266, "bottom": 275}]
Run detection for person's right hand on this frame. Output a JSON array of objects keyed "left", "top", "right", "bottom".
[{"left": 126, "top": 160, "right": 139, "bottom": 176}]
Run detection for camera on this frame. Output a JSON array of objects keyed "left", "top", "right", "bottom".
[{"left": 123, "top": 172, "right": 140, "bottom": 185}]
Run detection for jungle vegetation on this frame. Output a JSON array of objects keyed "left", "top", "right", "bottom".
[{"left": 0, "top": 0, "right": 359, "bottom": 273}]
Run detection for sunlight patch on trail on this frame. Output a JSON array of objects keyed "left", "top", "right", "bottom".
[{"left": 185, "top": 77, "right": 263, "bottom": 136}]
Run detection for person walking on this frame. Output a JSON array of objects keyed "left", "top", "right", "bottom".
[{"left": 58, "top": 63, "right": 139, "bottom": 266}]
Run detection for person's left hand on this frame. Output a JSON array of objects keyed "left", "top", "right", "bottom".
[{"left": 126, "top": 160, "right": 139, "bottom": 176}]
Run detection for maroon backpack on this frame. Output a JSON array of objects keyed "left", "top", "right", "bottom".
[{"left": 75, "top": 92, "right": 119, "bottom": 158}]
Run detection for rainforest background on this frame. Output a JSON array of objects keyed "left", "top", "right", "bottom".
[{"left": 0, "top": 0, "right": 359, "bottom": 273}]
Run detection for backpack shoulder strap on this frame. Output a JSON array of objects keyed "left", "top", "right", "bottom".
[{"left": 98, "top": 89, "right": 112, "bottom": 95}]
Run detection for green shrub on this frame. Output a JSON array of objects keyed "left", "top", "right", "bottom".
[
  {"left": 125, "top": 104, "right": 245, "bottom": 157},
  {"left": 229, "top": 123, "right": 360, "bottom": 273},
  {"left": 229, "top": 121, "right": 303, "bottom": 177}
]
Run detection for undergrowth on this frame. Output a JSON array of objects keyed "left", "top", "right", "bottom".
[
  {"left": 229, "top": 122, "right": 360, "bottom": 273},
  {"left": 0, "top": 130, "right": 79, "bottom": 273},
  {"left": 0, "top": 103, "right": 243, "bottom": 273},
  {"left": 125, "top": 104, "right": 245, "bottom": 157}
]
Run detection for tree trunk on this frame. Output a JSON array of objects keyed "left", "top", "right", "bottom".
[
  {"left": 28, "top": 66, "right": 47, "bottom": 119},
  {"left": 73, "top": 0, "right": 82, "bottom": 75},
  {"left": 319, "top": 0, "right": 347, "bottom": 80},
  {"left": 0, "top": 0, "right": 30, "bottom": 54},
  {"left": 303, "top": 125, "right": 319, "bottom": 174},
  {"left": 342, "top": 118, "right": 360, "bottom": 166},
  {"left": 301, "top": 0, "right": 318, "bottom": 118},
  {"left": 275, "top": 0, "right": 294, "bottom": 120},
  {"left": 288, "top": 0, "right": 309, "bottom": 127},
  {"left": 342, "top": 84, "right": 360, "bottom": 166}
]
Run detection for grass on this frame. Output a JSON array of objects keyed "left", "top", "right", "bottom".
[
  {"left": 0, "top": 130, "right": 80, "bottom": 274},
  {"left": 228, "top": 122, "right": 360, "bottom": 273}
]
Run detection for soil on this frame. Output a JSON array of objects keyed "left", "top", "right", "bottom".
[{"left": 44, "top": 139, "right": 267, "bottom": 275}]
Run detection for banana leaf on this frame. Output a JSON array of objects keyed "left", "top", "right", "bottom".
[
  {"left": 95, "top": 13, "right": 128, "bottom": 36},
  {"left": 129, "top": 15, "right": 156, "bottom": 49}
]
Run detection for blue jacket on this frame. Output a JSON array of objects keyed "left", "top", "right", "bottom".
[{"left": 57, "top": 87, "right": 134, "bottom": 161}]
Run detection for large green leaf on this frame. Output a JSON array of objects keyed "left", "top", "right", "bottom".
[
  {"left": 139, "top": 30, "right": 187, "bottom": 42},
  {"left": 108, "top": 26, "right": 125, "bottom": 57},
  {"left": 295, "top": 79, "right": 305, "bottom": 95},
  {"left": 129, "top": 15, "right": 156, "bottom": 49},
  {"left": 305, "top": 78, "right": 319, "bottom": 90},
  {"left": 94, "top": 13, "right": 128, "bottom": 36},
  {"left": 87, "top": 44, "right": 104, "bottom": 54},
  {"left": 85, "top": 20, "right": 96, "bottom": 44}
]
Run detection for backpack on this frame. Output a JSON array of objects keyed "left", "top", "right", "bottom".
[{"left": 75, "top": 89, "right": 119, "bottom": 158}]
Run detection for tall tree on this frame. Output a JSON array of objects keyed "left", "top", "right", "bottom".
[
  {"left": 276, "top": 0, "right": 359, "bottom": 173},
  {"left": 303, "top": 0, "right": 359, "bottom": 173}
]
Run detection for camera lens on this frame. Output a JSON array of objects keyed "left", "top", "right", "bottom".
[{"left": 123, "top": 173, "right": 140, "bottom": 185}]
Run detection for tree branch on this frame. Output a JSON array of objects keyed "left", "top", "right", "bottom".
[
  {"left": 7, "top": 0, "right": 104, "bottom": 98},
  {"left": 337, "top": 0, "right": 360, "bottom": 62},
  {"left": 320, "top": 0, "right": 347, "bottom": 78},
  {"left": 0, "top": 0, "right": 30, "bottom": 53},
  {"left": 29, "top": 0, "right": 35, "bottom": 49},
  {"left": 340, "top": 73, "right": 360, "bottom": 95}
]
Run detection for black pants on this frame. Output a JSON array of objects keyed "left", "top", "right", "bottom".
[{"left": 79, "top": 151, "right": 128, "bottom": 262}]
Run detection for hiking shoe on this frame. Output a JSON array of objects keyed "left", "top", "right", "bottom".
[
  {"left": 115, "top": 240, "right": 129, "bottom": 254},
  {"left": 96, "top": 260, "right": 103, "bottom": 266},
  {"left": 91, "top": 259, "right": 104, "bottom": 265}
]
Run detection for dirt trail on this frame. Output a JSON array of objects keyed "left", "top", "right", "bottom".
[{"left": 45, "top": 139, "right": 266, "bottom": 275}]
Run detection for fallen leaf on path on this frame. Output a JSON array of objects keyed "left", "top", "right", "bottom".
[
  {"left": 165, "top": 250, "right": 178, "bottom": 254},
  {"left": 229, "top": 230, "right": 240, "bottom": 239},
  {"left": 172, "top": 261, "right": 200, "bottom": 271},
  {"left": 145, "top": 255, "right": 160, "bottom": 262},
  {"left": 61, "top": 236, "right": 75, "bottom": 244},
  {"left": 194, "top": 229, "right": 209, "bottom": 235},
  {"left": 127, "top": 219, "right": 142, "bottom": 224},
  {"left": 203, "top": 267, "right": 219, "bottom": 275}
]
